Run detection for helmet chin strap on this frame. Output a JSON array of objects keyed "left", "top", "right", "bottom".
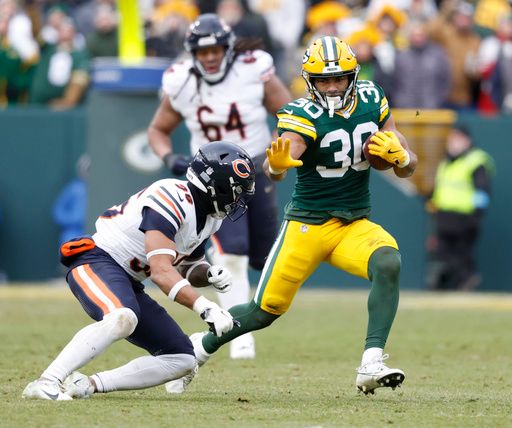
[{"left": 326, "top": 96, "right": 341, "bottom": 118}]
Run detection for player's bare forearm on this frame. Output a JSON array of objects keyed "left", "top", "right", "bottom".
[
  {"left": 148, "top": 126, "right": 173, "bottom": 158},
  {"left": 380, "top": 116, "right": 417, "bottom": 178},
  {"left": 393, "top": 130, "right": 417, "bottom": 178},
  {"left": 147, "top": 96, "right": 182, "bottom": 158}
]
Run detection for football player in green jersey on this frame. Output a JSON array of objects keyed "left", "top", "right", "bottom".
[{"left": 168, "top": 36, "right": 418, "bottom": 395}]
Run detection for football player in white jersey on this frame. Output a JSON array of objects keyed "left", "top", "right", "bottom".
[
  {"left": 22, "top": 141, "right": 255, "bottom": 401},
  {"left": 148, "top": 13, "right": 292, "bottom": 361}
]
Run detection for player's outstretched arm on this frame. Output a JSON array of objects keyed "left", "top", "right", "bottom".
[
  {"left": 264, "top": 133, "right": 306, "bottom": 181},
  {"left": 145, "top": 230, "right": 235, "bottom": 337}
]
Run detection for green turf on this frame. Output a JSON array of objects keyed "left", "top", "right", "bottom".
[{"left": 1, "top": 285, "right": 512, "bottom": 427}]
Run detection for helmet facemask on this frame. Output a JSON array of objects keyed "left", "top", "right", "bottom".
[
  {"left": 186, "top": 141, "right": 256, "bottom": 221},
  {"left": 302, "top": 36, "right": 360, "bottom": 117},
  {"left": 185, "top": 14, "right": 236, "bottom": 85},
  {"left": 209, "top": 177, "right": 255, "bottom": 221},
  {"left": 192, "top": 45, "right": 235, "bottom": 84}
]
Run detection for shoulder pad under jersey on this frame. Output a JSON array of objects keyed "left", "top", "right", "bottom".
[
  {"left": 142, "top": 179, "right": 194, "bottom": 233},
  {"left": 277, "top": 98, "right": 320, "bottom": 142},
  {"left": 161, "top": 59, "right": 195, "bottom": 98},
  {"left": 234, "top": 49, "right": 275, "bottom": 82}
]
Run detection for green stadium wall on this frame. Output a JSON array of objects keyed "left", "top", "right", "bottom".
[{"left": 0, "top": 101, "right": 510, "bottom": 291}]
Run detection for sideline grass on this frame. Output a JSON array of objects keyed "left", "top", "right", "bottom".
[{"left": 1, "top": 284, "right": 512, "bottom": 427}]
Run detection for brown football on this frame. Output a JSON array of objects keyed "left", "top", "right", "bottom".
[{"left": 363, "top": 134, "right": 393, "bottom": 171}]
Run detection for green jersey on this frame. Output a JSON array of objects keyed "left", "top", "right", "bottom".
[{"left": 277, "top": 80, "right": 391, "bottom": 224}]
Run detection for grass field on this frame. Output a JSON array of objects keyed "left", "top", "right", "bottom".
[{"left": 2, "top": 284, "right": 512, "bottom": 428}]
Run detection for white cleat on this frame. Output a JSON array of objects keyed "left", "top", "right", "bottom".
[
  {"left": 165, "top": 332, "right": 210, "bottom": 394},
  {"left": 22, "top": 378, "right": 73, "bottom": 401},
  {"left": 229, "top": 333, "right": 256, "bottom": 360},
  {"left": 229, "top": 333, "right": 255, "bottom": 360},
  {"left": 356, "top": 354, "right": 405, "bottom": 395},
  {"left": 62, "top": 372, "right": 95, "bottom": 399},
  {"left": 165, "top": 363, "right": 198, "bottom": 394}
]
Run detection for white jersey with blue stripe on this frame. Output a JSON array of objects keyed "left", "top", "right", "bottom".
[{"left": 93, "top": 179, "right": 222, "bottom": 281}]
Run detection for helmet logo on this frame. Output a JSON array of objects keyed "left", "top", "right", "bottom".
[
  {"left": 302, "top": 49, "right": 310, "bottom": 64},
  {"left": 232, "top": 159, "right": 251, "bottom": 178}
]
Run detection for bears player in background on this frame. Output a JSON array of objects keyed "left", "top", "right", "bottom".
[
  {"left": 22, "top": 141, "right": 255, "bottom": 401},
  {"left": 172, "top": 36, "right": 418, "bottom": 395},
  {"left": 148, "top": 13, "right": 292, "bottom": 363}
]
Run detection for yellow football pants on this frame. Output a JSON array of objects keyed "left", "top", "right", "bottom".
[{"left": 254, "top": 217, "right": 398, "bottom": 315}]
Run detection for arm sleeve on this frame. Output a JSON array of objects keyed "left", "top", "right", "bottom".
[{"left": 139, "top": 207, "right": 177, "bottom": 241}]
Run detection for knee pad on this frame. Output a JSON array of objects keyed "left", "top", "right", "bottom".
[
  {"left": 368, "top": 247, "right": 401, "bottom": 281},
  {"left": 103, "top": 307, "right": 138, "bottom": 339}
]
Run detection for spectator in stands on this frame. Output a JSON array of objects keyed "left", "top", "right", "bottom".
[
  {"left": 303, "top": 0, "right": 351, "bottom": 44},
  {"left": 217, "top": 0, "right": 272, "bottom": 52},
  {"left": 477, "top": 11, "right": 512, "bottom": 114},
  {"left": 247, "top": 0, "right": 306, "bottom": 85},
  {"left": 474, "top": 0, "right": 511, "bottom": 36},
  {"left": 86, "top": 3, "right": 118, "bottom": 58},
  {"left": 386, "top": 19, "right": 452, "bottom": 109},
  {"left": 40, "top": 5, "right": 86, "bottom": 49},
  {"left": 426, "top": 123, "right": 495, "bottom": 291},
  {"left": 0, "top": 0, "right": 39, "bottom": 63},
  {"left": 72, "top": 0, "right": 116, "bottom": 38},
  {"left": 363, "top": 4, "right": 408, "bottom": 99},
  {"left": 347, "top": 28, "right": 381, "bottom": 82},
  {"left": 0, "top": 10, "right": 33, "bottom": 105},
  {"left": 429, "top": 1, "right": 482, "bottom": 110},
  {"left": 146, "top": 0, "right": 198, "bottom": 58},
  {"left": 30, "top": 17, "right": 90, "bottom": 110},
  {"left": 489, "top": 13, "right": 512, "bottom": 114}
]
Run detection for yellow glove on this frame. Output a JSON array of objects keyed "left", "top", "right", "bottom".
[
  {"left": 369, "top": 131, "right": 410, "bottom": 168},
  {"left": 265, "top": 137, "right": 303, "bottom": 174}
]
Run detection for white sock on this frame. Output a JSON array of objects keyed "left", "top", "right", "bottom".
[
  {"left": 42, "top": 308, "right": 137, "bottom": 383},
  {"left": 208, "top": 252, "right": 250, "bottom": 310},
  {"left": 94, "top": 354, "right": 196, "bottom": 392},
  {"left": 361, "top": 347, "right": 383, "bottom": 366}
]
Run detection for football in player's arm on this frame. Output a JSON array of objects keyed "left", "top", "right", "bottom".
[
  {"left": 22, "top": 141, "right": 255, "bottom": 401},
  {"left": 167, "top": 36, "right": 418, "bottom": 396}
]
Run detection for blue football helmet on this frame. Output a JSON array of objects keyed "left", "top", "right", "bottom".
[{"left": 187, "top": 141, "right": 255, "bottom": 220}]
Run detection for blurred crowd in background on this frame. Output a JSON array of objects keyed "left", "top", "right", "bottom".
[{"left": 1, "top": 0, "right": 512, "bottom": 114}]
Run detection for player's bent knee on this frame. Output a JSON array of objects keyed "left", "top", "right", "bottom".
[
  {"left": 261, "top": 295, "right": 290, "bottom": 317},
  {"left": 369, "top": 247, "right": 402, "bottom": 281},
  {"left": 157, "top": 353, "right": 197, "bottom": 380},
  {"left": 103, "top": 307, "right": 138, "bottom": 338}
]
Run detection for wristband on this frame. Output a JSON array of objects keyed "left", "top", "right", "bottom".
[
  {"left": 168, "top": 278, "right": 190, "bottom": 301},
  {"left": 192, "top": 295, "right": 210, "bottom": 315},
  {"left": 268, "top": 165, "right": 285, "bottom": 175},
  {"left": 397, "top": 151, "right": 410, "bottom": 168},
  {"left": 147, "top": 248, "right": 177, "bottom": 260}
]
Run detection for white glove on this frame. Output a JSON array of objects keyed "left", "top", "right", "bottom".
[
  {"left": 192, "top": 296, "right": 234, "bottom": 337},
  {"left": 207, "top": 265, "right": 232, "bottom": 293}
]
